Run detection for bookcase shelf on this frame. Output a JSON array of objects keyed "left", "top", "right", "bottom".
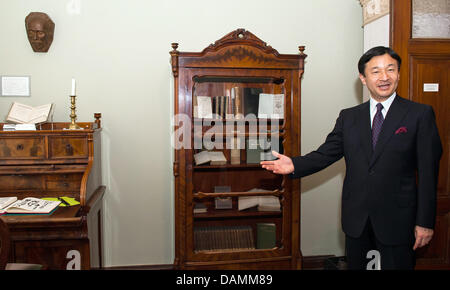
[
  {"left": 193, "top": 189, "right": 282, "bottom": 198},
  {"left": 171, "top": 29, "right": 306, "bottom": 270},
  {"left": 193, "top": 209, "right": 282, "bottom": 219},
  {"left": 193, "top": 163, "right": 263, "bottom": 170}
]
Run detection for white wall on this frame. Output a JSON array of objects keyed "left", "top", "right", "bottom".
[
  {"left": 362, "top": 14, "right": 390, "bottom": 101},
  {"left": 0, "top": 0, "right": 363, "bottom": 266}
]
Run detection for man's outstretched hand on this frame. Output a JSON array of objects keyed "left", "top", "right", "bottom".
[{"left": 260, "top": 151, "right": 295, "bottom": 175}]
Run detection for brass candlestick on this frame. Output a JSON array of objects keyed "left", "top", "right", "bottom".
[{"left": 68, "top": 95, "right": 81, "bottom": 130}]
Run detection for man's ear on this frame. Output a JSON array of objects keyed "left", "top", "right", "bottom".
[{"left": 359, "top": 73, "right": 366, "bottom": 86}]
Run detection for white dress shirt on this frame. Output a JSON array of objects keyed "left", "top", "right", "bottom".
[{"left": 370, "top": 92, "right": 396, "bottom": 128}]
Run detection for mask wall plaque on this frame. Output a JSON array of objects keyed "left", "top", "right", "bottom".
[{"left": 25, "top": 12, "right": 55, "bottom": 52}]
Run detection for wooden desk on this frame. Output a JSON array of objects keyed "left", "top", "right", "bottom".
[{"left": 0, "top": 118, "right": 104, "bottom": 270}]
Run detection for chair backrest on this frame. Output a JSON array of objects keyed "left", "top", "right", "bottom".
[{"left": 0, "top": 217, "right": 11, "bottom": 270}]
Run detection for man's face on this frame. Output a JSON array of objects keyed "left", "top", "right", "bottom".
[
  {"left": 26, "top": 17, "right": 53, "bottom": 52},
  {"left": 359, "top": 53, "right": 400, "bottom": 102},
  {"left": 27, "top": 19, "right": 47, "bottom": 51}
]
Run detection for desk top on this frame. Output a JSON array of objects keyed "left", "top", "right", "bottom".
[
  {"left": 1, "top": 205, "right": 82, "bottom": 228},
  {"left": 0, "top": 121, "right": 101, "bottom": 133}
]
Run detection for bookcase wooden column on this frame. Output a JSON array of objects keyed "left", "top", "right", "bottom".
[{"left": 170, "top": 29, "right": 306, "bottom": 270}]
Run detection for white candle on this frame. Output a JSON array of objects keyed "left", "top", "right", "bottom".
[{"left": 71, "top": 78, "right": 76, "bottom": 96}]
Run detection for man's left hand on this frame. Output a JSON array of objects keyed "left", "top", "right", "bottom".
[{"left": 413, "top": 226, "right": 434, "bottom": 250}]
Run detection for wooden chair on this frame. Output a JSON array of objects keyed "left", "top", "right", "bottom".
[{"left": 0, "top": 217, "right": 42, "bottom": 270}]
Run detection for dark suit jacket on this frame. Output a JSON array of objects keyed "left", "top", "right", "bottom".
[{"left": 292, "top": 95, "right": 442, "bottom": 245}]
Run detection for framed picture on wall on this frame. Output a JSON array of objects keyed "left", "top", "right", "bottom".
[{"left": 1, "top": 76, "right": 31, "bottom": 97}]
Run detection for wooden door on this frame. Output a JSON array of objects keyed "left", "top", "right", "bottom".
[{"left": 391, "top": 0, "right": 450, "bottom": 269}]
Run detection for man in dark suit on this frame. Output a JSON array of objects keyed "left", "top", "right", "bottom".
[{"left": 261, "top": 46, "right": 442, "bottom": 270}]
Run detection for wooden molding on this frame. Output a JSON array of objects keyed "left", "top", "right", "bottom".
[
  {"left": 360, "top": 0, "right": 390, "bottom": 26},
  {"left": 97, "top": 255, "right": 336, "bottom": 270}
]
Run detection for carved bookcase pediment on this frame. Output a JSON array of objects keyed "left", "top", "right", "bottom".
[{"left": 170, "top": 29, "right": 306, "bottom": 73}]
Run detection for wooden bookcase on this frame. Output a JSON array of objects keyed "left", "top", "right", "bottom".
[{"left": 170, "top": 29, "right": 306, "bottom": 270}]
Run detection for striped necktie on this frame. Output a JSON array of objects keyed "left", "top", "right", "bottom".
[{"left": 372, "top": 103, "right": 384, "bottom": 149}]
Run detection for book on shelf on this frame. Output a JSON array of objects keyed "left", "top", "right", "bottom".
[
  {"left": 243, "top": 88, "right": 262, "bottom": 117},
  {"left": 194, "top": 150, "right": 227, "bottom": 166},
  {"left": 0, "top": 197, "right": 60, "bottom": 215},
  {"left": 214, "top": 186, "right": 232, "bottom": 209},
  {"left": 258, "top": 93, "right": 284, "bottom": 119},
  {"left": 230, "top": 148, "right": 240, "bottom": 165},
  {"left": 210, "top": 96, "right": 232, "bottom": 119},
  {"left": 256, "top": 202, "right": 281, "bottom": 212},
  {"left": 231, "top": 87, "right": 244, "bottom": 119},
  {"left": 246, "top": 138, "right": 278, "bottom": 164},
  {"left": 230, "top": 88, "right": 236, "bottom": 117},
  {"left": 195, "top": 96, "right": 213, "bottom": 119},
  {"left": 214, "top": 185, "right": 231, "bottom": 193},
  {"left": 5, "top": 102, "right": 53, "bottom": 124},
  {"left": 256, "top": 223, "right": 276, "bottom": 249},
  {"left": 193, "top": 202, "right": 208, "bottom": 213},
  {"left": 238, "top": 189, "right": 281, "bottom": 212},
  {"left": 230, "top": 137, "right": 242, "bottom": 165},
  {"left": 213, "top": 96, "right": 219, "bottom": 119},
  {"left": 246, "top": 138, "right": 263, "bottom": 164},
  {"left": 220, "top": 96, "right": 225, "bottom": 119}
]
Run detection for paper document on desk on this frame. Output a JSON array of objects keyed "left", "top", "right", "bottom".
[
  {"left": 41, "top": 197, "right": 80, "bottom": 207},
  {"left": 3, "top": 197, "right": 60, "bottom": 214}
]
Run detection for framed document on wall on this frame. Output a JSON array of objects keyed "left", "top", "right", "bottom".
[{"left": 1, "top": 76, "right": 31, "bottom": 97}]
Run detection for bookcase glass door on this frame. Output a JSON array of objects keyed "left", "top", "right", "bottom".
[{"left": 191, "top": 75, "right": 287, "bottom": 253}]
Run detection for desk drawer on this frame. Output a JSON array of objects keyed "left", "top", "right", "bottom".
[
  {"left": 0, "top": 137, "right": 45, "bottom": 159},
  {"left": 46, "top": 180, "right": 81, "bottom": 191},
  {"left": 0, "top": 175, "right": 43, "bottom": 191},
  {"left": 46, "top": 174, "right": 82, "bottom": 191},
  {"left": 48, "top": 136, "right": 88, "bottom": 159}
]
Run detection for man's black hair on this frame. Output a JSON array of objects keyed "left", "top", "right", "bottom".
[{"left": 358, "top": 46, "right": 401, "bottom": 76}]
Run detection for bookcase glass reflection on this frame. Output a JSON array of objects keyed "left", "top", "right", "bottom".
[
  {"left": 192, "top": 76, "right": 285, "bottom": 252},
  {"left": 171, "top": 28, "right": 306, "bottom": 269}
]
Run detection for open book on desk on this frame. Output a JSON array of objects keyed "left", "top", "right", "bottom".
[
  {"left": 0, "top": 197, "right": 60, "bottom": 215},
  {"left": 5, "top": 102, "right": 53, "bottom": 124},
  {"left": 0, "top": 197, "right": 18, "bottom": 210}
]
